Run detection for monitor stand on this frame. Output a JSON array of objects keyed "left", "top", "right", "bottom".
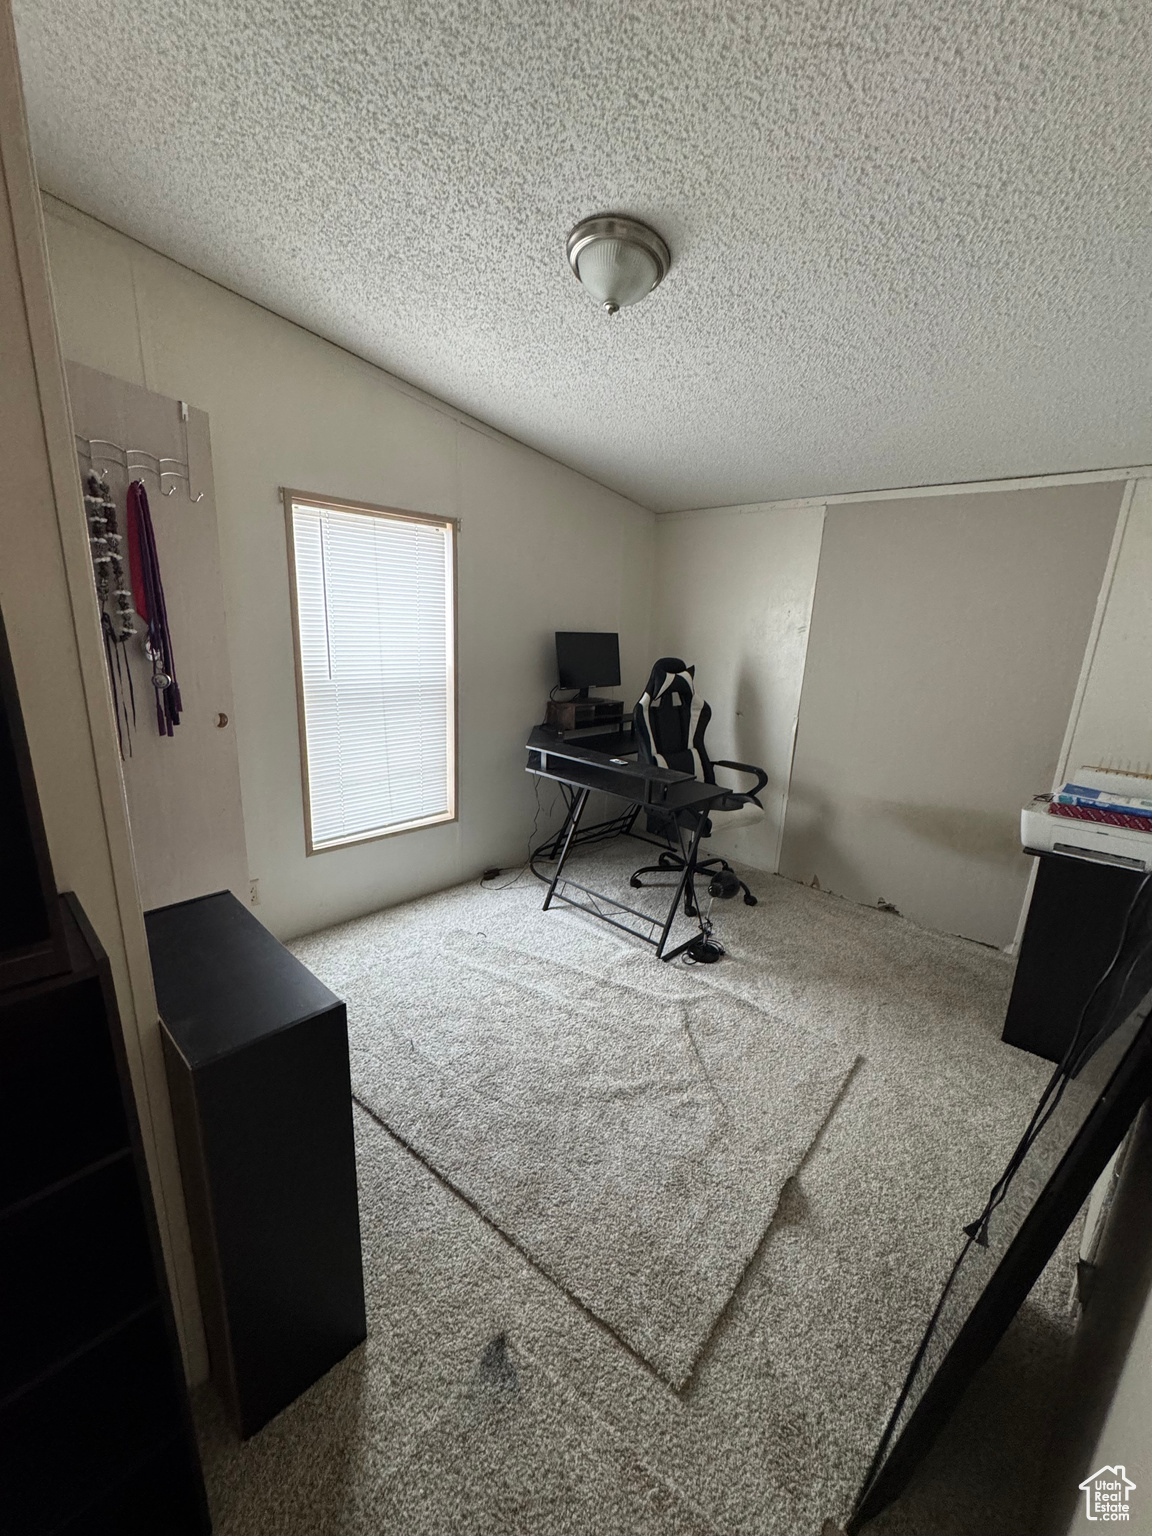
[{"left": 544, "top": 693, "right": 627, "bottom": 739}]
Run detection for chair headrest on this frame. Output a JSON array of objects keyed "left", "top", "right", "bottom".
[{"left": 641, "top": 658, "right": 694, "bottom": 700}]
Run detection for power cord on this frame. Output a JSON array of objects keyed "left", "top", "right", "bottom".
[{"left": 480, "top": 777, "right": 559, "bottom": 891}]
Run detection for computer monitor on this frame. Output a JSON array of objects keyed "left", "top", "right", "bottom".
[{"left": 555, "top": 632, "right": 620, "bottom": 696}]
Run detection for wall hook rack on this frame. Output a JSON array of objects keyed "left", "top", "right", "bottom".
[{"left": 75, "top": 433, "right": 205, "bottom": 502}]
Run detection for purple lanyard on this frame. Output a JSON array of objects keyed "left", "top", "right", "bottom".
[{"left": 127, "top": 480, "right": 182, "bottom": 736}]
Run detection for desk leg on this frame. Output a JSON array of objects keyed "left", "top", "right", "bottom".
[
  {"left": 543, "top": 787, "right": 591, "bottom": 910},
  {"left": 655, "top": 816, "right": 707, "bottom": 960},
  {"left": 537, "top": 784, "right": 577, "bottom": 860}
]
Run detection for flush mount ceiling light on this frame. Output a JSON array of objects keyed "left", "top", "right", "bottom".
[{"left": 566, "top": 215, "right": 670, "bottom": 316}]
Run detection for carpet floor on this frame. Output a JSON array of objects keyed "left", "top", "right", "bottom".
[
  {"left": 339, "top": 928, "right": 859, "bottom": 1385},
  {"left": 196, "top": 843, "right": 1082, "bottom": 1535}
]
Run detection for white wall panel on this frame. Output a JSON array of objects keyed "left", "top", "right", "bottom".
[
  {"left": 1063, "top": 479, "right": 1152, "bottom": 776},
  {"left": 653, "top": 503, "right": 825, "bottom": 873},
  {"left": 780, "top": 486, "right": 1121, "bottom": 947}
]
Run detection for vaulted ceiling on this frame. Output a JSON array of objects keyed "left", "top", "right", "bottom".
[{"left": 14, "top": 1, "right": 1152, "bottom": 511}]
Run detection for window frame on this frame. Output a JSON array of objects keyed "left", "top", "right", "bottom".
[{"left": 282, "top": 488, "right": 459, "bottom": 856}]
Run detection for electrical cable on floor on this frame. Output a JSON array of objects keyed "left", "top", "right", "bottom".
[{"left": 479, "top": 777, "right": 559, "bottom": 891}]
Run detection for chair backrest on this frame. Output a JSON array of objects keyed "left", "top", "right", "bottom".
[{"left": 633, "top": 657, "right": 715, "bottom": 783}]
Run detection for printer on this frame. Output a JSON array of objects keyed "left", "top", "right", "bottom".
[{"left": 1022, "top": 768, "right": 1152, "bottom": 873}]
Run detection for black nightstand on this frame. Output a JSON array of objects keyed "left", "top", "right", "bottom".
[{"left": 147, "top": 892, "right": 366, "bottom": 1438}]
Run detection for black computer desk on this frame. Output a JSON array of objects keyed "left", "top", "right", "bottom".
[{"left": 525, "top": 725, "right": 728, "bottom": 961}]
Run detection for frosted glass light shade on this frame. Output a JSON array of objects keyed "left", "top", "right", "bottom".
[
  {"left": 566, "top": 216, "right": 670, "bottom": 315},
  {"left": 575, "top": 238, "right": 659, "bottom": 311}
]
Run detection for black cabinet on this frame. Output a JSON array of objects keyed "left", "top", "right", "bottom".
[
  {"left": 0, "top": 896, "right": 211, "bottom": 1536},
  {"left": 0, "top": 609, "right": 68, "bottom": 993},
  {"left": 148, "top": 892, "right": 367, "bottom": 1438},
  {"left": 0, "top": 599, "right": 206, "bottom": 1532},
  {"left": 1003, "top": 851, "right": 1145, "bottom": 1063}
]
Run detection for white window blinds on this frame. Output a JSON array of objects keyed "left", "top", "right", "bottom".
[{"left": 288, "top": 497, "right": 455, "bottom": 851}]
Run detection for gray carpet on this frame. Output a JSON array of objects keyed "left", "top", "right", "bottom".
[
  {"left": 337, "top": 929, "right": 859, "bottom": 1385},
  {"left": 197, "top": 845, "right": 1081, "bottom": 1535},
  {"left": 198, "top": 1329, "right": 723, "bottom": 1536}
]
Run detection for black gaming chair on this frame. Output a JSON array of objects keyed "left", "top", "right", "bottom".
[{"left": 630, "top": 657, "right": 768, "bottom": 910}]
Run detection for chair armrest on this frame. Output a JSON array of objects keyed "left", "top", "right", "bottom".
[{"left": 712, "top": 760, "right": 769, "bottom": 804}]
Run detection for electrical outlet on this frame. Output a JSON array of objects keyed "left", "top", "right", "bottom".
[{"left": 249, "top": 878, "right": 260, "bottom": 905}]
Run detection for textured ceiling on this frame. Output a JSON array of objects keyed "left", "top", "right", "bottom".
[{"left": 14, "top": 1, "right": 1152, "bottom": 512}]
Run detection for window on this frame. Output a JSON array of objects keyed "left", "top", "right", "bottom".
[{"left": 284, "top": 491, "right": 456, "bottom": 852}]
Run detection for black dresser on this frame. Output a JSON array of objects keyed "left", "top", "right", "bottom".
[{"left": 147, "top": 891, "right": 367, "bottom": 1438}]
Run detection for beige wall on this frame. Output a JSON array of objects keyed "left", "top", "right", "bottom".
[
  {"left": 653, "top": 503, "right": 825, "bottom": 871},
  {"left": 778, "top": 486, "right": 1121, "bottom": 947},
  {"left": 41, "top": 198, "right": 656, "bottom": 940}
]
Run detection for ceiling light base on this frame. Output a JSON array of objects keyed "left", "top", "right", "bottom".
[{"left": 567, "top": 215, "right": 670, "bottom": 315}]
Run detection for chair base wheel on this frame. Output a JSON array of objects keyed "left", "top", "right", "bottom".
[
  {"left": 743, "top": 893, "right": 758, "bottom": 906},
  {"left": 683, "top": 935, "right": 725, "bottom": 964}
]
